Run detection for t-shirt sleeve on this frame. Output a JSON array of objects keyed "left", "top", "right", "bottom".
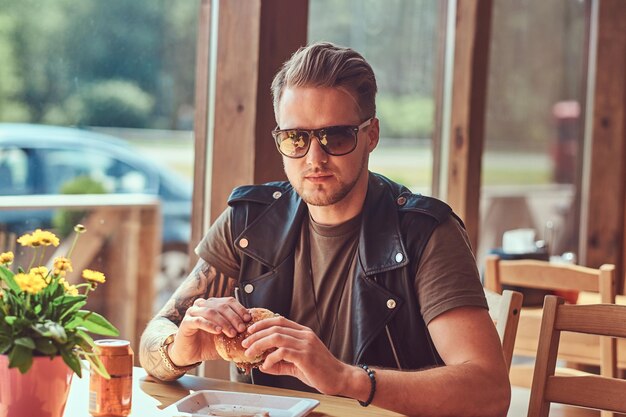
[
  {"left": 194, "top": 207, "right": 241, "bottom": 278},
  {"left": 415, "top": 216, "right": 487, "bottom": 325}
]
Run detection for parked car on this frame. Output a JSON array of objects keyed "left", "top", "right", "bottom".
[{"left": 0, "top": 123, "right": 192, "bottom": 311}]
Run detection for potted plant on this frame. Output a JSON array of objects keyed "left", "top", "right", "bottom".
[{"left": 0, "top": 225, "right": 119, "bottom": 417}]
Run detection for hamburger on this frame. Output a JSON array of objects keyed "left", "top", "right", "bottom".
[{"left": 214, "top": 307, "right": 277, "bottom": 374}]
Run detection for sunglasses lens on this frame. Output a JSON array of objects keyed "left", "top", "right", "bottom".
[
  {"left": 276, "top": 131, "right": 309, "bottom": 157},
  {"left": 321, "top": 126, "right": 357, "bottom": 155}
]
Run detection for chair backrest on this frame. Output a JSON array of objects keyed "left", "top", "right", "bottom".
[
  {"left": 485, "top": 288, "right": 524, "bottom": 370},
  {"left": 528, "top": 296, "right": 626, "bottom": 417},
  {"left": 484, "top": 256, "right": 618, "bottom": 389},
  {"left": 484, "top": 256, "right": 616, "bottom": 303}
]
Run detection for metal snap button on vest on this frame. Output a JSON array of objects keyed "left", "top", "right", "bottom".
[
  {"left": 396, "top": 196, "right": 407, "bottom": 206},
  {"left": 395, "top": 252, "right": 404, "bottom": 263},
  {"left": 244, "top": 283, "right": 254, "bottom": 294},
  {"left": 272, "top": 191, "right": 282, "bottom": 199},
  {"left": 386, "top": 299, "right": 396, "bottom": 309},
  {"left": 239, "top": 238, "right": 249, "bottom": 248}
]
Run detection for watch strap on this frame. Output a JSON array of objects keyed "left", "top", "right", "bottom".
[{"left": 158, "top": 333, "right": 202, "bottom": 374}]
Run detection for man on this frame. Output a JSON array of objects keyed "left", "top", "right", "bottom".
[{"left": 140, "top": 42, "right": 510, "bottom": 416}]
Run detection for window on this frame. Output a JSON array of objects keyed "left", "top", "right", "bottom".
[
  {"left": 308, "top": 0, "right": 442, "bottom": 194},
  {"left": 0, "top": 0, "right": 200, "bottom": 321},
  {"left": 477, "top": 0, "right": 588, "bottom": 265},
  {"left": 0, "top": 147, "right": 30, "bottom": 195}
]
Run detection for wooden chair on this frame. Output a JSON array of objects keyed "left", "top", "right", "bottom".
[
  {"left": 528, "top": 296, "right": 626, "bottom": 417},
  {"left": 485, "top": 288, "right": 524, "bottom": 370},
  {"left": 484, "top": 256, "right": 617, "bottom": 387}
]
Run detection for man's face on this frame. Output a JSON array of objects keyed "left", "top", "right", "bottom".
[{"left": 276, "top": 86, "right": 378, "bottom": 207}]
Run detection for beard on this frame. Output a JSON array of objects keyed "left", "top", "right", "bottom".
[{"left": 288, "top": 148, "right": 368, "bottom": 207}]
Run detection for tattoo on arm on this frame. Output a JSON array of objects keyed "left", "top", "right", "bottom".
[
  {"left": 158, "top": 259, "right": 213, "bottom": 325},
  {"left": 140, "top": 259, "right": 238, "bottom": 381}
]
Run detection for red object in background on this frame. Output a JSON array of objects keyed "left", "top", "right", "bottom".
[
  {"left": 553, "top": 289, "right": 579, "bottom": 304},
  {"left": 551, "top": 100, "right": 581, "bottom": 184}
]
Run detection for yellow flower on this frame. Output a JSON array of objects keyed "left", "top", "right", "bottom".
[
  {"left": 0, "top": 251, "right": 14, "bottom": 266},
  {"left": 14, "top": 272, "right": 48, "bottom": 295},
  {"left": 31, "top": 229, "right": 60, "bottom": 247},
  {"left": 29, "top": 266, "right": 49, "bottom": 282},
  {"left": 58, "top": 277, "right": 79, "bottom": 296},
  {"left": 53, "top": 257, "right": 73, "bottom": 276},
  {"left": 17, "top": 233, "right": 37, "bottom": 247},
  {"left": 82, "top": 269, "right": 106, "bottom": 284},
  {"left": 65, "top": 285, "right": 79, "bottom": 296}
]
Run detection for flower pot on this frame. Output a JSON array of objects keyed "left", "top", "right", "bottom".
[{"left": 0, "top": 354, "right": 74, "bottom": 417}]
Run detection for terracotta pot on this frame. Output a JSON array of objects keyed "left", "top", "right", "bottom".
[{"left": 0, "top": 354, "right": 74, "bottom": 417}]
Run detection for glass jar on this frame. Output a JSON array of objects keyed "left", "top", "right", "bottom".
[{"left": 89, "top": 339, "right": 133, "bottom": 416}]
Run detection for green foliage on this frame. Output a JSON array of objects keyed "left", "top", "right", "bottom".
[
  {"left": 377, "top": 94, "right": 434, "bottom": 139},
  {"left": 0, "top": 232, "right": 119, "bottom": 376},
  {"left": 52, "top": 176, "right": 107, "bottom": 237},
  {"left": 0, "top": 0, "right": 198, "bottom": 128},
  {"left": 0, "top": 13, "right": 28, "bottom": 121},
  {"left": 73, "top": 80, "right": 154, "bottom": 128}
]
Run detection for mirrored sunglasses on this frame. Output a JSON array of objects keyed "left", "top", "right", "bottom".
[{"left": 272, "top": 118, "right": 373, "bottom": 159}]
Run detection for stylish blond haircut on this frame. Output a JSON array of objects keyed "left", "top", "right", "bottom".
[{"left": 271, "top": 42, "right": 377, "bottom": 121}]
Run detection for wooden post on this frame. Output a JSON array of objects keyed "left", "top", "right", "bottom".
[
  {"left": 445, "top": 0, "right": 493, "bottom": 252},
  {"left": 583, "top": 0, "right": 626, "bottom": 292},
  {"left": 208, "top": 0, "right": 308, "bottom": 223},
  {"left": 198, "top": 0, "right": 308, "bottom": 379},
  {"left": 190, "top": 0, "right": 212, "bottom": 262},
  {"left": 136, "top": 205, "right": 162, "bottom": 346}
]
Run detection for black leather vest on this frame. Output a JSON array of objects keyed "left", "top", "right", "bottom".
[{"left": 227, "top": 173, "right": 460, "bottom": 391}]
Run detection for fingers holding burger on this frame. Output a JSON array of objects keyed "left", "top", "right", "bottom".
[{"left": 214, "top": 307, "right": 277, "bottom": 374}]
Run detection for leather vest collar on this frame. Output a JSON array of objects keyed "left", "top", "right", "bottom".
[{"left": 235, "top": 173, "right": 409, "bottom": 275}]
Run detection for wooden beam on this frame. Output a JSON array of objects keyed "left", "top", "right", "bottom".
[
  {"left": 584, "top": 0, "right": 626, "bottom": 292},
  {"left": 445, "top": 0, "right": 493, "bottom": 252},
  {"left": 190, "top": 0, "right": 212, "bottom": 262},
  {"left": 208, "top": 0, "right": 308, "bottom": 223},
  {"left": 199, "top": 0, "right": 308, "bottom": 379},
  {"left": 430, "top": 0, "right": 450, "bottom": 199}
]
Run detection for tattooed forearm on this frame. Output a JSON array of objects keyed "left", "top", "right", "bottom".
[
  {"left": 158, "top": 259, "right": 216, "bottom": 325},
  {"left": 139, "top": 317, "right": 182, "bottom": 381},
  {"left": 139, "top": 258, "right": 238, "bottom": 381}
]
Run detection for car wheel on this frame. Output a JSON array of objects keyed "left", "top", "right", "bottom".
[{"left": 154, "top": 243, "right": 189, "bottom": 314}]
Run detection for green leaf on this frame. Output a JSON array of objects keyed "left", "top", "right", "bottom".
[
  {"left": 76, "top": 329, "right": 95, "bottom": 349},
  {"left": 14, "top": 337, "right": 36, "bottom": 350},
  {"left": 8, "top": 344, "right": 33, "bottom": 374},
  {"left": 54, "top": 295, "right": 87, "bottom": 309},
  {"left": 32, "top": 321, "right": 68, "bottom": 343},
  {"left": 4, "top": 316, "right": 16, "bottom": 325},
  {"left": 0, "top": 266, "right": 21, "bottom": 293},
  {"left": 34, "top": 338, "right": 58, "bottom": 355},
  {"left": 61, "top": 348, "right": 82, "bottom": 377},
  {"left": 0, "top": 337, "right": 12, "bottom": 354},
  {"left": 59, "top": 300, "right": 87, "bottom": 321},
  {"left": 76, "top": 311, "right": 119, "bottom": 336},
  {"left": 85, "top": 353, "right": 110, "bottom": 379}
]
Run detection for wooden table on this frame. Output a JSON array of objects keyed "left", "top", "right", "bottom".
[
  {"left": 63, "top": 368, "right": 601, "bottom": 416},
  {"left": 63, "top": 367, "right": 401, "bottom": 416}
]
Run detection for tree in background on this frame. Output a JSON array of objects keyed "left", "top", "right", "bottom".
[{"left": 0, "top": 0, "right": 198, "bottom": 129}]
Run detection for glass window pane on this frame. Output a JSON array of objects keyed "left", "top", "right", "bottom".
[
  {"left": 478, "top": 0, "right": 588, "bottom": 266},
  {"left": 308, "top": 0, "right": 441, "bottom": 194},
  {"left": 0, "top": 1, "right": 199, "bottom": 329}
]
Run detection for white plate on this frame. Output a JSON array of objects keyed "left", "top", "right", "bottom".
[{"left": 162, "top": 389, "right": 319, "bottom": 417}]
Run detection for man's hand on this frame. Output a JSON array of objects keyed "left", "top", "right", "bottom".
[
  {"left": 241, "top": 316, "right": 352, "bottom": 395},
  {"left": 168, "top": 297, "right": 251, "bottom": 366}
]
